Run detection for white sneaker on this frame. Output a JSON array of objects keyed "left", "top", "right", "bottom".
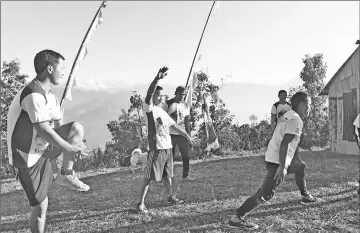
[
  {"left": 55, "top": 170, "right": 90, "bottom": 192},
  {"left": 300, "top": 193, "right": 320, "bottom": 205},
  {"left": 136, "top": 202, "right": 149, "bottom": 214},
  {"left": 183, "top": 175, "right": 195, "bottom": 181}
]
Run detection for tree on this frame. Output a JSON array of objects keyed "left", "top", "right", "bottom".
[
  {"left": 249, "top": 114, "right": 258, "bottom": 128},
  {"left": 1, "top": 59, "right": 28, "bottom": 175},
  {"left": 103, "top": 91, "right": 148, "bottom": 167},
  {"left": 188, "top": 72, "right": 237, "bottom": 153},
  {"left": 209, "top": 102, "right": 234, "bottom": 133},
  {"left": 233, "top": 123, "right": 251, "bottom": 150},
  {"left": 288, "top": 53, "right": 329, "bottom": 148},
  {"left": 129, "top": 91, "right": 144, "bottom": 137},
  {"left": 106, "top": 109, "right": 147, "bottom": 155}
]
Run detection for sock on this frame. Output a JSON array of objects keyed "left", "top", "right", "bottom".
[
  {"left": 60, "top": 168, "right": 73, "bottom": 175},
  {"left": 300, "top": 190, "right": 309, "bottom": 196}
]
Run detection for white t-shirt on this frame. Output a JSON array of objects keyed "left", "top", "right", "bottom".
[
  {"left": 271, "top": 102, "right": 292, "bottom": 121},
  {"left": 165, "top": 99, "right": 190, "bottom": 135},
  {"left": 143, "top": 98, "right": 175, "bottom": 150},
  {"left": 265, "top": 110, "right": 303, "bottom": 167},
  {"left": 7, "top": 79, "right": 63, "bottom": 168}
]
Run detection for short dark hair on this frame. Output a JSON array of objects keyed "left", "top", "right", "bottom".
[
  {"left": 34, "top": 49, "right": 65, "bottom": 74},
  {"left": 155, "top": 86, "right": 163, "bottom": 92},
  {"left": 291, "top": 92, "right": 308, "bottom": 111},
  {"left": 278, "top": 90, "right": 287, "bottom": 96},
  {"left": 175, "top": 86, "right": 185, "bottom": 94}
]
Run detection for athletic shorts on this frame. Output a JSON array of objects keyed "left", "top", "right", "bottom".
[
  {"left": 17, "top": 146, "right": 62, "bottom": 206},
  {"left": 143, "top": 149, "right": 173, "bottom": 181}
]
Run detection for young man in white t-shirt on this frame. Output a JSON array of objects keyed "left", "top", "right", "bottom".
[
  {"left": 228, "top": 92, "right": 319, "bottom": 230},
  {"left": 136, "top": 67, "right": 195, "bottom": 214},
  {"left": 165, "top": 86, "right": 194, "bottom": 180},
  {"left": 353, "top": 113, "right": 360, "bottom": 195},
  {"left": 271, "top": 90, "right": 292, "bottom": 131},
  {"left": 7, "top": 50, "right": 89, "bottom": 233}
]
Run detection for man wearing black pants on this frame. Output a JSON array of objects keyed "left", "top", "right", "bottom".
[
  {"left": 165, "top": 86, "right": 195, "bottom": 180},
  {"left": 228, "top": 92, "right": 319, "bottom": 230}
]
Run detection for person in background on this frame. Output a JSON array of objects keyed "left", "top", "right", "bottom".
[
  {"left": 271, "top": 90, "right": 292, "bottom": 131},
  {"left": 165, "top": 86, "right": 195, "bottom": 181}
]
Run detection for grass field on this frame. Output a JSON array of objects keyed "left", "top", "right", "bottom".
[{"left": 1, "top": 151, "right": 359, "bottom": 233}]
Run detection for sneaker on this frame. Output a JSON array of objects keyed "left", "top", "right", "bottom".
[
  {"left": 167, "top": 195, "right": 184, "bottom": 204},
  {"left": 300, "top": 193, "right": 318, "bottom": 205},
  {"left": 55, "top": 170, "right": 90, "bottom": 192},
  {"left": 228, "top": 215, "right": 259, "bottom": 230},
  {"left": 136, "top": 202, "right": 148, "bottom": 214},
  {"left": 183, "top": 175, "right": 195, "bottom": 181}
]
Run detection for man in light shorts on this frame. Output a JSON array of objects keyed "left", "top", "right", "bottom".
[{"left": 136, "top": 67, "right": 195, "bottom": 214}]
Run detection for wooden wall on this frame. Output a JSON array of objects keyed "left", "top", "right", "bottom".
[{"left": 328, "top": 48, "right": 359, "bottom": 155}]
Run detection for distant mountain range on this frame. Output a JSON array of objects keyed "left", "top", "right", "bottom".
[{"left": 52, "top": 78, "right": 303, "bottom": 150}]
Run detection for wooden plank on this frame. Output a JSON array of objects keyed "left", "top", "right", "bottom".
[
  {"left": 337, "top": 98, "right": 343, "bottom": 152},
  {"left": 343, "top": 93, "right": 347, "bottom": 141},
  {"left": 329, "top": 98, "right": 337, "bottom": 152}
]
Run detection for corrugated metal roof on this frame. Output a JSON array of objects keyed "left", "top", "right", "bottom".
[{"left": 320, "top": 44, "right": 359, "bottom": 95}]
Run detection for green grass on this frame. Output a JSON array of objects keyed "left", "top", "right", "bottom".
[{"left": 1, "top": 151, "right": 359, "bottom": 233}]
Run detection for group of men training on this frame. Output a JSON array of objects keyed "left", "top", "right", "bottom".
[{"left": 6, "top": 49, "right": 360, "bottom": 232}]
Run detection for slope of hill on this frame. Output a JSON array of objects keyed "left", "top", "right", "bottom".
[{"left": 52, "top": 79, "right": 302, "bottom": 150}]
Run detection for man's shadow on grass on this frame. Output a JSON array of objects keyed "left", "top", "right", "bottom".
[
  {"left": 1, "top": 166, "right": 357, "bottom": 217},
  {"left": 99, "top": 193, "right": 359, "bottom": 233},
  {"left": 1, "top": 187, "right": 358, "bottom": 233},
  {"left": 0, "top": 207, "right": 138, "bottom": 232}
]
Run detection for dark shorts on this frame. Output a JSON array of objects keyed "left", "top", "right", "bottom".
[
  {"left": 143, "top": 149, "right": 173, "bottom": 181},
  {"left": 17, "top": 146, "right": 62, "bottom": 207}
]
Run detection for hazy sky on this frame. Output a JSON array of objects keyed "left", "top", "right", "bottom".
[{"left": 1, "top": 1, "right": 359, "bottom": 89}]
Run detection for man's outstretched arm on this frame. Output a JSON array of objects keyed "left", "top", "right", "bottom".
[
  {"left": 271, "top": 114, "right": 277, "bottom": 130},
  {"left": 184, "top": 116, "right": 191, "bottom": 135},
  {"left": 171, "top": 124, "right": 195, "bottom": 145},
  {"left": 144, "top": 67, "right": 168, "bottom": 104}
]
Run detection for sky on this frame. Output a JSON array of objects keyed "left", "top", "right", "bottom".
[{"left": 1, "top": 1, "right": 359, "bottom": 90}]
